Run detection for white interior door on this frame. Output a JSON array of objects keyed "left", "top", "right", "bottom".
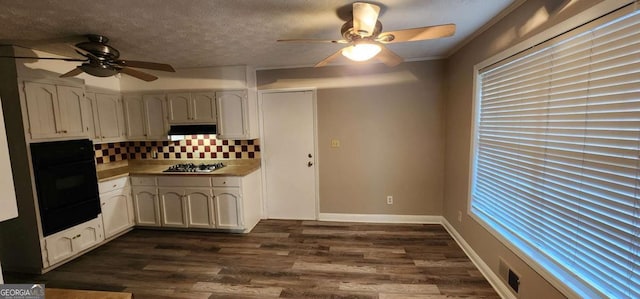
[{"left": 261, "top": 90, "right": 317, "bottom": 220}]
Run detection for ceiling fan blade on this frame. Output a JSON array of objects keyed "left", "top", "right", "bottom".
[
  {"left": 277, "top": 38, "right": 349, "bottom": 44},
  {"left": 67, "top": 44, "right": 102, "bottom": 61},
  {"left": 376, "top": 45, "right": 403, "bottom": 67},
  {"left": 59, "top": 67, "right": 84, "bottom": 78},
  {"left": 119, "top": 67, "right": 158, "bottom": 81},
  {"left": 378, "top": 24, "right": 456, "bottom": 43},
  {"left": 0, "top": 55, "right": 87, "bottom": 62},
  {"left": 115, "top": 60, "right": 175, "bottom": 72},
  {"left": 2, "top": 36, "right": 87, "bottom": 59},
  {"left": 352, "top": 2, "right": 380, "bottom": 37},
  {"left": 314, "top": 49, "right": 344, "bottom": 67}
]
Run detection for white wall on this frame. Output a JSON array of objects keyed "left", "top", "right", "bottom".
[
  {"left": 12, "top": 47, "right": 121, "bottom": 90},
  {"left": 119, "top": 65, "right": 253, "bottom": 92}
]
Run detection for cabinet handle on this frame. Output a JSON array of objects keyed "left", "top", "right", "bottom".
[
  {"left": 63, "top": 130, "right": 68, "bottom": 133},
  {"left": 308, "top": 161, "right": 313, "bottom": 167}
]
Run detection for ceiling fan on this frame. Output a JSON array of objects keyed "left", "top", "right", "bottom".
[
  {"left": 1, "top": 34, "right": 175, "bottom": 81},
  {"left": 278, "top": 2, "right": 456, "bottom": 67}
]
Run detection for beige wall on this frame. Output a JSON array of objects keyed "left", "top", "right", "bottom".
[
  {"left": 258, "top": 60, "right": 445, "bottom": 215},
  {"left": 443, "top": 0, "right": 611, "bottom": 298}
]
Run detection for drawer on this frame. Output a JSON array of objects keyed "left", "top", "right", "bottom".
[
  {"left": 157, "top": 176, "right": 211, "bottom": 187},
  {"left": 99, "top": 177, "right": 130, "bottom": 194},
  {"left": 130, "top": 176, "right": 157, "bottom": 186},
  {"left": 212, "top": 177, "right": 240, "bottom": 187}
]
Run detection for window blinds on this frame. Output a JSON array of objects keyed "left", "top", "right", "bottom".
[{"left": 471, "top": 7, "right": 640, "bottom": 298}]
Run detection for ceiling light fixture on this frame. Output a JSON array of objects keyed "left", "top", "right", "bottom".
[{"left": 341, "top": 43, "right": 381, "bottom": 62}]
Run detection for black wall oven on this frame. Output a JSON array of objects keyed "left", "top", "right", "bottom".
[{"left": 30, "top": 139, "right": 100, "bottom": 236}]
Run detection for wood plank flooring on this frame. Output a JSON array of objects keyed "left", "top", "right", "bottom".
[{"left": 5, "top": 220, "right": 499, "bottom": 298}]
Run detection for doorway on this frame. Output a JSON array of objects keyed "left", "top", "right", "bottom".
[{"left": 259, "top": 90, "right": 318, "bottom": 220}]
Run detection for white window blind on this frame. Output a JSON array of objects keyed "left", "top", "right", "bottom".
[{"left": 471, "top": 6, "right": 640, "bottom": 299}]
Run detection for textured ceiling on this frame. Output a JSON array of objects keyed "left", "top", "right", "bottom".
[{"left": 0, "top": 0, "right": 516, "bottom": 69}]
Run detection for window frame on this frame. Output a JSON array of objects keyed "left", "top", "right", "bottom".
[{"left": 467, "top": 0, "right": 638, "bottom": 298}]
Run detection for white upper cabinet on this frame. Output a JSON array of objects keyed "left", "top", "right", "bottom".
[
  {"left": 23, "top": 82, "right": 87, "bottom": 140},
  {"left": 143, "top": 94, "right": 167, "bottom": 140},
  {"left": 216, "top": 90, "right": 258, "bottom": 140},
  {"left": 124, "top": 94, "right": 167, "bottom": 141},
  {"left": 123, "top": 95, "right": 146, "bottom": 140},
  {"left": 191, "top": 93, "right": 217, "bottom": 123},
  {"left": 56, "top": 86, "right": 85, "bottom": 137},
  {"left": 167, "top": 92, "right": 216, "bottom": 124},
  {"left": 80, "top": 94, "right": 98, "bottom": 140},
  {"left": 93, "top": 92, "right": 126, "bottom": 142},
  {"left": 167, "top": 93, "right": 191, "bottom": 124}
]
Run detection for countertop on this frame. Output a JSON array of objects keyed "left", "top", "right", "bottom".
[{"left": 96, "top": 159, "right": 261, "bottom": 182}]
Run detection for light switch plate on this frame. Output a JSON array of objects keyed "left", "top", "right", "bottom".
[{"left": 331, "top": 139, "right": 340, "bottom": 148}]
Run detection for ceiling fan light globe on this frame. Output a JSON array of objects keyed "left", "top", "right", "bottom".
[{"left": 341, "top": 43, "right": 381, "bottom": 61}]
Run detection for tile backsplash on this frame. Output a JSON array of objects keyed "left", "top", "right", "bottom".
[{"left": 94, "top": 135, "right": 260, "bottom": 164}]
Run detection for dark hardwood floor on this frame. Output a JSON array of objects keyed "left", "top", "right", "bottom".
[{"left": 6, "top": 220, "right": 499, "bottom": 298}]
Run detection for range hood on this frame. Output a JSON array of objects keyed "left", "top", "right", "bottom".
[{"left": 168, "top": 124, "right": 217, "bottom": 135}]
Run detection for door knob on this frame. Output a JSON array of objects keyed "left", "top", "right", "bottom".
[
  {"left": 308, "top": 161, "right": 313, "bottom": 167},
  {"left": 308, "top": 153, "right": 313, "bottom": 158}
]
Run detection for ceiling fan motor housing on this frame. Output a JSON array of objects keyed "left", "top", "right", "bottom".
[
  {"left": 341, "top": 20, "right": 383, "bottom": 41},
  {"left": 75, "top": 34, "right": 120, "bottom": 60},
  {"left": 80, "top": 62, "right": 119, "bottom": 77}
]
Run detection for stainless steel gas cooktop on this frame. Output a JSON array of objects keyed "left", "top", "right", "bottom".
[{"left": 163, "top": 163, "right": 225, "bottom": 173}]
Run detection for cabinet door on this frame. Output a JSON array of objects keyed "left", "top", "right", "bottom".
[
  {"left": 216, "top": 90, "right": 248, "bottom": 139},
  {"left": 167, "top": 93, "right": 191, "bottom": 124},
  {"left": 100, "top": 188, "right": 134, "bottom": 239},
  {"left": 184, "top": 188, "right": 215, "bottom": 228},
  {"left": 214, "top": 187, "right": 243, "bottom": 229},
  {"left": 132, "top": 187, "right": 160, "bottom": 226},
  {"left": 158, "top": 188, "right": 188, "bottom": 227},
  {"left": 123, "top": 95, "right": 146, "bottom": 140},
  {"left": 191, "top": 92, "right": 216, "bottom": 123},
  {"left": 95, "top": 93, "right": 123, "bottom": 140},
  {"left": 56, "top": 86, "right": 85, "bottom": 137},
  {"left": 44, "top": 217, "right": 104, "bottom": 266},
  {"left": 80, "top": 94, "right": 97, "bottom": 139},
  {"left": 24, "top": 82, "right": 61, "bottom": 139},
  {"left": 143, "top": 94, "right": 167, "bottom": 139},
  {"left": 72, "top": 218, "right": 105, "bottom": 252},
  {"left": 44, "top": 232, "right": 74, "bottom": 265}
]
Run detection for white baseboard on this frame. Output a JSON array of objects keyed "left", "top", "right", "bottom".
[
  {"left": 315, "top": 213, "right": 512, "bottom": 299},
  {"left": 318, "top": 213, "right": 443, "bottom": 224},
  {"left": 441, "top": 218, "right": 515, "bottom": 299}
]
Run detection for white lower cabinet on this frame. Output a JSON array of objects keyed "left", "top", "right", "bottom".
[
  {"left": 132, "top": 186, "right": 161, "bottom": 227},
  {"left": 100, "top": 187, "right": 134, "bottom": 239},
  {"left": 44, "top": 216, "right": 104, "bottom": 267},
  {"left": 213, "top": 187, "right": 242, "bottom": 229},
  {"left": 130, "top": 172, "right": 260, "bottom": 232},
  {"left": 185, "top": 188, "right": 215, "bottom": 228},
  {"left": 158, "top": 188, "right": 188, "bottom": 228},
  {"left": 99, "top": 177, "right": 134, "bottom": 239}
]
